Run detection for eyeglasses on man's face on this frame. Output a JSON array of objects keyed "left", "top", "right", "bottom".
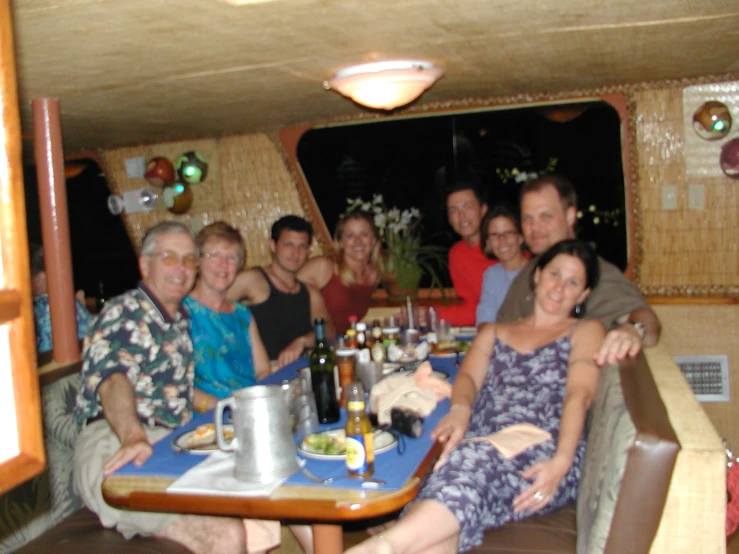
[
  {"left": 202, "top": 251, "right": 240, "bottom": 265},
  {"left": 147, "top": 250, "right": 199, "bottom": 269}
]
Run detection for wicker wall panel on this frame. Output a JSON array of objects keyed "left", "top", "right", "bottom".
[
  {"left": 636, "top": 84, "right": 739, "bottom": 292},
  {"left": 98, "top": 133, "right": 325, "bottom": 268}
]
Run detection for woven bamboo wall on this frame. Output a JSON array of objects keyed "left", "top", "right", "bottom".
[
  {"left": 652, "top": 304, "right": 739, "bottom": 455},
  {"left": 97, "top": 133, "right": 325, "bottom": 268},
  {"left": 636, "top": 83, "right": 739, "bottom": 292}
]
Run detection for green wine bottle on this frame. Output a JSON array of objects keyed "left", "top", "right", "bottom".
[{"left": 309, "top": 318, "right": 339, "bottom": 424}]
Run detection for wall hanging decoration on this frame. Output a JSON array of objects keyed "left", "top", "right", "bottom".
[
  {"left": 176, "top": 151, "right": 209, "bottom": 184},
  {"left": 144, "top": 156, "right": 175, "bottom": 187},
  {"left": 719, "top": 137, "right": 739, "bottom": 179},
  {"left": 693, "top": 101, "right": 732, "bottom": 140},
  {"left": 162, "top": 182, "right": 194, "bottom": 214}
]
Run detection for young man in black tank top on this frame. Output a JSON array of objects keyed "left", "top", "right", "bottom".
[{"left": 227, "top": 216, "right": 335, "bottom": 368}]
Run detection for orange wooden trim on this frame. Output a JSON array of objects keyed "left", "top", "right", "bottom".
[
  {"left": 646, "top": 296, "right": 739, "bottom": 306},
  {"left": 277, "top": 126, "right": 333, "bottom": 251},
  {"left": 0, "top": 289, "right": 21, "bottom": 323},
  {"left": 0, "top": 0, "right": 46, "bottom": 492}
]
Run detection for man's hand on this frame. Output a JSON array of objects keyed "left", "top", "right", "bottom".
[
  {"left": 276, "top": 337, "right": 307, "bottom": 369},
  {"left": 593, "top": 324, "right": 642, "bottom": 366},
  {"left": 102, "top": 431, "right": 152, "bottom": 476}
]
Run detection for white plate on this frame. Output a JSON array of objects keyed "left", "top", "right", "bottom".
[
  {"left": 172, "top": 424, "right": 234, "bottom": 454},
  {"left": 382, "top": 362, "right": 401, "bottom": 375},
  {"left": 298, "top": 428, "right": 397, "bottom": 460}
]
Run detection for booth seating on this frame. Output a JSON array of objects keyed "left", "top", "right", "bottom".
[{"left": 2, "top": 344, "right": 725, "bottom": 554}]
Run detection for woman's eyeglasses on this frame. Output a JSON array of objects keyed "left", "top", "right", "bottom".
[
  {"left": 147, "top": 251, "right": 199, "bottom": 269},
  {"left": 487, "top": 230, "right": 518, "bottom": 241},
  {"left": 202, "top": 252, "right": 240, "bottom": 265}
]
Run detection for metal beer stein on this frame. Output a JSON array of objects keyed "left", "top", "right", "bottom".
[{"left": 215, "top": 385, "right": 299, "bottom": 483}]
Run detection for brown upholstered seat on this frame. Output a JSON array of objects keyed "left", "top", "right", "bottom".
[{"left": 14, "top": 509, "right": 193, "bottom": 554}]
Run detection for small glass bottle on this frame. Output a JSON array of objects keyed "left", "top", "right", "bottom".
[{"left": 344, "top": 382, "right": 374, "bottom": 477}]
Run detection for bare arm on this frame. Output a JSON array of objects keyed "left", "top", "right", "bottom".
[
  {"left": 431, "top": 322, "right": 497, "bottom": 456},
  {"left": 514, "top": 319, "right": 605, "bottom": 513},
  {"left": 98, "top": 372, "right": 152, "bottom": 476},
  {"left": 249, "top": 317, "right": 272, "bottom": 380},
  {"left": 296, "top": 256, "right": 334, "bottom": 289},
  {"left": 193, "top": 388, "right": 217, "bottom": 412},
  {"left": 276, "top": 284, "right": 332, "bottom": 368},
  {"left": 593, "top": 306, "right": 661, "bottom": 366},
  {"left": 225, "top": 269, "right": 260, "bottom": 303}
]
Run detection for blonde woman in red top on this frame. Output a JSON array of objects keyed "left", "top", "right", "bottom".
[{"left": 298, "top": 211, "right": 384, "bottom": 335}]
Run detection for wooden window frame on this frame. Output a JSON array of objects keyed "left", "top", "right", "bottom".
[{"left": 0, "top": 0, "right": 46, "bottom": 492}]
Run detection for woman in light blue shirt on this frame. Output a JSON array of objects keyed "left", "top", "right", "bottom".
[{"left": 475, "top": 204, "right": 528, "bottom": 326}]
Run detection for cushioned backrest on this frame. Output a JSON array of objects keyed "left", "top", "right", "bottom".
[
  {"left": 577, "top": 355, "right": 680, "bottom": 554},
  {"left": 0, "top": 372, "right": 83, "bottom": 553},
  {"left": 576, "top": 363, "right": 635, "bottom": 554}
]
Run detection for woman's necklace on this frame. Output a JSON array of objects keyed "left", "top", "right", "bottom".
[{"left": 266, "top": 266, "right": 300, "bottom": 294}]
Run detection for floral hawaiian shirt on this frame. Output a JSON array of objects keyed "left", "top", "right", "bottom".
[
  {"left": 74, "top": 283, "right": 194, "bottom": 429},
  {"left": 33, "top": 294, "right": 93, "bottom": 353}
]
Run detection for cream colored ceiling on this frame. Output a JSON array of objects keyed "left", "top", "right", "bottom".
[{"left": 11, "top": 0, "right": 739, "bottom": 157}]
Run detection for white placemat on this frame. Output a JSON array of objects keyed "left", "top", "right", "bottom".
[{"left": 167, "top": 451, "right": 293, "bottom": 497}]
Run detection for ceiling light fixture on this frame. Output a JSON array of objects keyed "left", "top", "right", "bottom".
[{"left": 324, "top": 60, "right": 444, "bottom": 111}]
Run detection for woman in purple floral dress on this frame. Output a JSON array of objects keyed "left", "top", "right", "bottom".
[{"left": 347, "top": 240, "right": 606, "bottom": 554}]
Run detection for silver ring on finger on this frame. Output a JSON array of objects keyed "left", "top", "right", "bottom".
[{"left": 533, "top": 491, "right": 544, "bottom": 501}]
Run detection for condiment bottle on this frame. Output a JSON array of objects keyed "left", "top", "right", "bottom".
[
  {"left": 356, "top": 323, "right": 371, "bottom": 366},
  {"left": 309, "top": 318, "right": 339, "bottom": 424},
  {"left": 370, "top": 321, "right": 385, "bottom": 363},
  {"left": 335, "top": 347, "right": 357, "bottom": 408},
  {"left": 345, "top": 315, "right": 358, "bottom": 348},
  {"left": 344, "top": 382, "right": 374, "bottom": 477}
]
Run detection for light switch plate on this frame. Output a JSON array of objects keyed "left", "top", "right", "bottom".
[
  {"left": 661, "top": 185, "right": 678, "bottom": 210},
  {"left": 688, "top": 184, "right": 705, "bottom": 210}
]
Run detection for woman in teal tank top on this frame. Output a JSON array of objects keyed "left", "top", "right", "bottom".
[{"left": 186, "top": 222, "right": 271, "bottom": 411}]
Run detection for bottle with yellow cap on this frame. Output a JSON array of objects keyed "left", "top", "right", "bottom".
[{"left": 344, "top": 382, "right": 374, "bottom": 477}]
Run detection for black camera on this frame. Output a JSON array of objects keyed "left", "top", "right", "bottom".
[{"left": 390, "top": 407, "right": 424, "bottom": 438}]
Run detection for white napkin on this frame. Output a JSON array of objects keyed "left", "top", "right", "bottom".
[{"left": 167, "top": 451, "right": 296, "bottom": 497}]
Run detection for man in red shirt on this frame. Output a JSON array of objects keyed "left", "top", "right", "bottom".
[{"left": 437, "top": 184, "right": 496, "bottom": 326}]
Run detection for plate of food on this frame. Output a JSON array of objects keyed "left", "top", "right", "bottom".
[
  {"left": 431, "top": 340, "right": 471, "bottom": 357},
  {"left": 298, "top": 428, "right": 397, "bottom": 460},
  {"left": 172, "top": 423, "right": 234, "bottom": 454}
]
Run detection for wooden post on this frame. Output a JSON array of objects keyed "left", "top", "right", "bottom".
[{"left": 32, "top": 98, "right": 79, "bottom": 363}]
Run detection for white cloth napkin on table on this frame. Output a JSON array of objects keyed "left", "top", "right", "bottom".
[{"left": 167, "top": 451, "right": 293, "bottom": 497}]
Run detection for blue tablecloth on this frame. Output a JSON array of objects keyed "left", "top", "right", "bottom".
[{"left": 115, "top": 356, "right": 458, "bottom": 492}]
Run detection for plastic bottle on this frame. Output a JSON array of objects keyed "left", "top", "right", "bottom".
[{"left": 344, "top": 382, "right": 374, "bottom": 477}]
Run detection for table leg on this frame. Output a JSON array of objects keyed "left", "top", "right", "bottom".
[{"left": 313, "top": 523, "right": 343, "bottom": 554}]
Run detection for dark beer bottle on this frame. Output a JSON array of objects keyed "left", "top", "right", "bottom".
[{"left": 309, "top": 318, "right": 340, "bottom": 424}]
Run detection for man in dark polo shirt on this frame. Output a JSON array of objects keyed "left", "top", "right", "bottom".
[
  {"left": 227, "top": 215, "right": 335, "bottom": 368},
  {"left": 73, "top": 221, "right": 265, "bottom": 553},
  {"left": 497, "top": 174, "right": 661, "bottom": 365}
]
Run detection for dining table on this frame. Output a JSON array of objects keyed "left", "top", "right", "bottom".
[{"left": 102, "top": 354, "right": 462, "bottom": 554}]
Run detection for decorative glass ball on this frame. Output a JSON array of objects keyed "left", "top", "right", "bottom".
[
  {"left": 176, "top": 151, "right": 208, "bottom": 184},
  {"left": 719, "top": 137, "right": 739, "bottom": 180},
  {"left": 693, "top": 101, "right": 732, "bottom": 140},
  {"left": 144, "top": 157, "right": 175, "bottom": 187},
  {"left": 162, "top": 182, "right": 194, "bottom": 214}
]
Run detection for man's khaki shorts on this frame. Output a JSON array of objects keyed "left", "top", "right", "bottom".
[{"left": 73, "top": 419, "right": 280, "bottom": 551}]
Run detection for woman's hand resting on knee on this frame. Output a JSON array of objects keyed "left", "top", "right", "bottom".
[
  {"left": 512, "top": 453, "right": 570, "bottom": 514},
  {"left": 431, "top": 404, "right": 471, "bottom": 458}
]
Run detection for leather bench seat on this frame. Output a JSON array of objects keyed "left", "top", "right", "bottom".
[
  {"left": 14, "top": 508, "right": 192, "bottom": 554},
  {"left": 468, "top": 505, "right": 576, "bottom": 553}
]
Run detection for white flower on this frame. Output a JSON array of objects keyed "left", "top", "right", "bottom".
[{"left": 374, "top": 213, "right": 387, "bottom": 229}]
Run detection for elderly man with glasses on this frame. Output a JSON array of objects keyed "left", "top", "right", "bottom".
[{"left": 72, "top": 221, "right": 256, "bottom": 553}]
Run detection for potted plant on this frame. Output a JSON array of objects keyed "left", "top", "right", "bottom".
[{"left": 343, "top": 195, "right": 447, "bottom": 300}]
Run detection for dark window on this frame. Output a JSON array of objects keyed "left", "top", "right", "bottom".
[{"left": 297, "top": 101, "right": 628, "bottom": 285}]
